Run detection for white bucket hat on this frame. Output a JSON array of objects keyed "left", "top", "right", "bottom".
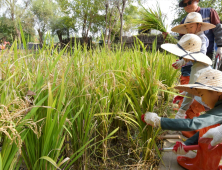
[
  {"left": 161, "top": 34, "right": 212, "bottom": 65},
  {"left": 175, "top": 69, "right": 222, "bottom": 96},
  {"left": 171, "top": 12, "right": 215, "bottom": 34}
]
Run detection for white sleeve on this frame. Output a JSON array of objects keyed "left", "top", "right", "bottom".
[
  {"left": 199, "top": 35, "right": 209, "bottom": 55},
  {"left": 180, "top": 92, "right": 194, "bottom": 111}
]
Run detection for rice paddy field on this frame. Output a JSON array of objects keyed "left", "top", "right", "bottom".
[{"left": 0, "top": 38, "right": 180, "bottom": 169}]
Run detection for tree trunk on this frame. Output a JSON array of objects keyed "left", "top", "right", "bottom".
[
  {"left": 120, "top": 13, "right": 123, "bottom": 45},
  {"left": 15, "top": 27, "right": 21, "bottom": 43},
  {"left": 83, "top": 17, "right": 92, "bottom": 45},
  {"left": 107, "top": 14, "right": 113, "bottom": 49},
  {"left": 110, "top": 18, "right": 118, "bottom": 47},
  {"left": 104, "top": 2, "right": 109, "bottom": 47},
  {"left": 82, "top": 14, "right": 87, "bottom": 39},
  {"left": 67, "top": 28, "right": 70, "bottom": 39},
  {"left": 116, "top": 0, "right": 126, "bottom": 46},
  {"left": 57, "top": 30, "right": 63, "bottom": 43},
  {"left": 37, "top": 29, "right": 43, "bottom": 44},
  {"left": 10, "top": 5, "right": 21, "bottom": 42},
  {"left": 108, "top": 16, "right": 117, "bottom": 49}
]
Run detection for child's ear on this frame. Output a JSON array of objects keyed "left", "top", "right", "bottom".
[{"left": 198, "top": 23, "right": 202, "bottom": 29}]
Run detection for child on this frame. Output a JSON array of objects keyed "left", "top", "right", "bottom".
[
  {"left": 141, "top": 69, "right": 222, "bottom": 170},
  {"left": 170, "top": 12, "right": 215, "bottom": 120}
]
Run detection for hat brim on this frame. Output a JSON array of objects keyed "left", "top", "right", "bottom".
[
  {"left": 161, "top": 43, "right": 212, "bottom": 65},
  {"left": 175, "top": 84, "right": 222, "bottom": 96},
  {"left": 171, "top": 22, "right": 216, "bottom": 34}
]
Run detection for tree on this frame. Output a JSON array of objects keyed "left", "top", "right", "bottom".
[
  {"left": 115, "top": 0, "right": 127, "bottom": 45},
  {"left": 31, "top": 0, "right": 55, "bottom": 44},
  {"left": 51, "top": 16, "right": 76, "bottom": 43},
  {"left": 103, "top": 0, "right": 119, "bottom": 48},
  {"left": 0, "top": 0, "right": 35, "bottom": 42},
  {"left": 0, "top": 16, "right": 15, "bottom": 42},
  {"left": 58, "top": 0, "right": 105, "bottom": 44},
  {"left": 115, "top": 0, "right": 137, "bottom": 45}
]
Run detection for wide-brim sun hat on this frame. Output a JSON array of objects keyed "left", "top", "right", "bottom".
[
  {"left": 179, "top": 0, "right": 201, "bottom": 7},
  {"left": 175, "top": 69, "right": 222, "bottom": 96},
  {"left": 161, "top": 34, "right": 212, "bottom": 66},
  {"left": 171, "top": 12, "right": 215, "bottom": 34}
]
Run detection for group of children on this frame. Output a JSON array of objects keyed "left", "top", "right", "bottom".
[{"left": 141, "top": 1, "right": 222, "bottom": 169}]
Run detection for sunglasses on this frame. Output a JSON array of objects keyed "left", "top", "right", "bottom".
[{"left": 182, "top": 0, "right": 193, "bottom": 7}]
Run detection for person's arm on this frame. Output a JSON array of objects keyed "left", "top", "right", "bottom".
[
  {"left": 161, "top": 107, "right": 222, "bottom": 131},
  {"left": 199, "top": 35, "right": 209, "bottom": 55},
  {"left": 184, "top": 132, "right": 199, "bottom": 146},
  {"left": 180, "top": 92, "right": 194, "bottom": 111}
]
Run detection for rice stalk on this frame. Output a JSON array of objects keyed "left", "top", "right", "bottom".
[{"left": 135, "top": 3, "right": 178, "bottom": 44}]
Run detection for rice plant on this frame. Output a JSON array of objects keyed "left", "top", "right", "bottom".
[{"left": 0, "top": 29, "right": 180, "bottom": 169}]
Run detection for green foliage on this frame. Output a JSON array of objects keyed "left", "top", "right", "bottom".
[
  {"left": 123, "top": 4, "right": 139, "bottom": 32},
  {"left": 0, "top": 16, "right": 15, "bottom": 42},
  {"left": 58, "top": 0, "right": 105, "bottom": 38},
  {"left": 51, "top": 16, "right": 76, "bottom": 38},
  {"left": 0, "top": 16, "right": 34, "bottom": 43}
]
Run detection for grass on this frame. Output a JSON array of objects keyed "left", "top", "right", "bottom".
[{"left": 0, "top": 31, "right": 180, "bottom": 169}]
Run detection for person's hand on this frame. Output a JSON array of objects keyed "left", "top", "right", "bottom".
[
  {"left": 175, "top": 109, "right": 186, "bottom": 119},
  {"left": 141, "top": 112, "right": 161, "bottom": 127},
  {"left": 199, "top": 125, "right": 222, "bottom": 150},
  {"left": 173, "top": 91, "right": 186, "bottom": 104},
  {"left": 173, "top": 141, "right": 188, "bottom": 155},
  {"left": 216, "top": 47, "right": 222, "bottom": 59},
  {"left": 173, "top": 95, "right": 184, "bottom": 103},
  {"left": 172, "top": 59, "right": 185, "bottom": 69},
  {"left": 162, "top": 32, "right": 169, "bottom": 40}
]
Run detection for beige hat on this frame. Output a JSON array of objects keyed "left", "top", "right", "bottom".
[
  {"left": 171, "top": 12, "right": 215, "bottom": 34},
  {"left": 161, "top": 34, "right": 212, "bottom": 65},
  {"left": 175, "top": 69, "right": 222, "bottom": 96}
]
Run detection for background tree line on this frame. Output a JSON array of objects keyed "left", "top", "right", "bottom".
[{"left": 0, "top": 0, "right": 221, "bottom": 46}]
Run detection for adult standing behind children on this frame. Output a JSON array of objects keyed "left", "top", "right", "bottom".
[
  {"left": 179, "top": 0, "right": 222, "bottom": 61},
  {"left": 175, "top": 0, "right": 222, "bottom": 101}
]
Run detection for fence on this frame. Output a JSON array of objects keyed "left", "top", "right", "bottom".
[{"left": 122, "top": 34, "right": 165, "bottom": 51}]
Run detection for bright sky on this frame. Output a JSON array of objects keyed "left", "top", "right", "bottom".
[{"left": 139, "top": 0, "right": 178, "bottom": 32}]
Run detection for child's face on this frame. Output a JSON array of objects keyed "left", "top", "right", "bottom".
[
  {"left": 196, "top": 89, "right": 219, "bottom": 108},
  {"left": 185, "top": 23, "right": 201, "bottom": 34}
]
